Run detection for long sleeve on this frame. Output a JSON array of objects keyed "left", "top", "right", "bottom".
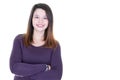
[
  {"left": 30, "top": 43, "right": 63, "bottom": 80},
  {"left": 9, "top": 35, "right": 46, "bottom": 77}
]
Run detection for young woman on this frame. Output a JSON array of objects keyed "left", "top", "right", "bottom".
[{"left": 10, "top": 3, "right": 63, "bottom": 80}]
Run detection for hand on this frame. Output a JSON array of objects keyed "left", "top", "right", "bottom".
[
  {"left": 48, "top": 65, "right": 51, "bottom": 70},
  {"left": 45, "top": 65, "right": 51, "bottom": 71}
]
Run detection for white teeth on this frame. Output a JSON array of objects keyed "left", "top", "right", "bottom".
[{"left": 37, "top": 24, "right": 44, "bottom": 27}]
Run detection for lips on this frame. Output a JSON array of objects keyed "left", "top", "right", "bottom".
[{"left": 36, "top": 24, "right": 44, "bottom": 28}]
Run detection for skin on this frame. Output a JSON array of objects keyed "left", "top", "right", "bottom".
[
  {"left": 32, "top": 8, "right": 48, "bottom": 47},
  {"left": 32, "top": 8, "right": 48, "bottom": 33}
]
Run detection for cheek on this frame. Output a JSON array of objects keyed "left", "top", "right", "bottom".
[
  {"left": 45, "top": 20, "right": 49, "bottom": 25},
  {"left": 32, "top": 19, "right": 37, "bottom": 26}
]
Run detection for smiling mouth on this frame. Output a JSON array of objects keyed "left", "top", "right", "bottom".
[{"left": 36, "top": 24, "right": 44, "bottom": 28}]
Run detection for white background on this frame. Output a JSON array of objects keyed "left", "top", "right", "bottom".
[{"left": 0, "top": 0, "right": 120, "bottom": 80}]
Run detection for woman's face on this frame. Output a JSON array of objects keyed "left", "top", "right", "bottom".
[{"left": 32, "top": 8, "right": 48, "bottom": 32}]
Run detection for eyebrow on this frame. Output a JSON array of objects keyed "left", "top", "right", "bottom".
[{"left": 33, "top": 14, "right": 47, "bottom": 17}]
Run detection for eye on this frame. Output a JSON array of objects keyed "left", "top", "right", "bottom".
[
  {"left": 34, "top": 16, "right": 39, "bottom": 18},
  {"left": 43, "top": 16, "right": 48, "bottom": 19}
]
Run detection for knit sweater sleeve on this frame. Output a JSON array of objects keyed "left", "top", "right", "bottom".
[
  {"left": 30, "top": 43, "right": 63, "bottom": 80},
  {"left": 9, "top": 35, "right": 46, "bottom": 77}
]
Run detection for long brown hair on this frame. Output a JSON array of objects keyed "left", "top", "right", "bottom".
[{"left": 23, "top": 3, "right": 58, "bottom": 48}]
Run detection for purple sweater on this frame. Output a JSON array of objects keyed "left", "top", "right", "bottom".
[{"left": 10, "top": 34, "right": 63, "bottom": 80}]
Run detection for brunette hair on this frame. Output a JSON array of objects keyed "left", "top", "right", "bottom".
[{"left": 23, "top": 3, "right": 58, "bottom": 48}]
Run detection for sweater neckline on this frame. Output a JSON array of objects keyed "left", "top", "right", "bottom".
[{"left": 30, "top": 44, "right": 45, "bottom": 48}]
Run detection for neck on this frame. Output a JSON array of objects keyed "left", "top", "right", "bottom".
[{"left": 33, "top": 30, "right": 45, "bottom": 43}]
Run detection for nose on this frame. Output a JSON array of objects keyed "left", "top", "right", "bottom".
[{"left": 38, "top": 18, "right": 43, "bottom": 23}]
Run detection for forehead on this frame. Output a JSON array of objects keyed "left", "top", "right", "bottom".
[{"left": 33, "top": 8, "right": 46, "bottom": 15}]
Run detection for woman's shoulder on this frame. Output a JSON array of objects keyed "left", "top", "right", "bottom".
[
  {"left": 54, "top": 40, "right": 61, "bottom": 49},
  {"left": 14, "top": 34, "right": 24, "bottom": 41}
]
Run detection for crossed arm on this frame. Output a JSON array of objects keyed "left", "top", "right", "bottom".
[{"left": 10, "top": 36, "right": 63, "bottom": 80}]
